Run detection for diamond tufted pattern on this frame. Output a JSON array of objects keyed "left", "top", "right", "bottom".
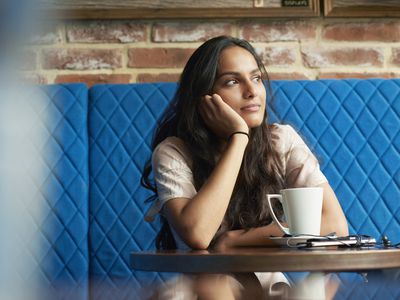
[
  {"left": 88, "top": 84, "right": 175, "bottom": 299},
  {"left": 87, "top": 79, "right": 400, "bottom": 297},
  {"left": 270, "top": 79, "right": 400, "bottom": 240},
  {"left": 35, "top": 84, "right": 89, "bottom": 299}
]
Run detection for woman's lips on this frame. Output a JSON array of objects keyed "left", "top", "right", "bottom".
[{"left": 241, "top": 104, "right": 261, "bottom": 112}]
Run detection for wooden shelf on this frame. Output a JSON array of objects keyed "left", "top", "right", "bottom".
[
  {"left": 40, "top": 0, "right": 320, "bottom": 19},
  {"left": 324, "top": 0, "right": 400, "bottom": 17}
]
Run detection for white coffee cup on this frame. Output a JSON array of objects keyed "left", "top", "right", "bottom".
[{"left": 266, "top": 187, "right": 323, "bottom": 236}]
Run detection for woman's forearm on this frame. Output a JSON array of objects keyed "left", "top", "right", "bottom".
[
  {"left": 214, "top": 183, "right": 348, "bottom": 250},
  {"left": 319, "top": 182, "right": 349, "bottom": 237},
  {"left": 213, "top": 223, "right": 286, "bottom": 250},
  {"left": 165, "top": 134, "right": 248, "bottom": 249}
]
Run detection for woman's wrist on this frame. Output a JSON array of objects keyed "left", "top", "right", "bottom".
[
  {"left": 227, "top": 132, "right": 249, "bottom": 148},
  {"left": 227, "top": 131, "right": 249, "bottom": 141}
]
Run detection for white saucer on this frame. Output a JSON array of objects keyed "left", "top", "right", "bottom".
[{"left": 269, "top": 235, "right": 327, "bottom": 247}]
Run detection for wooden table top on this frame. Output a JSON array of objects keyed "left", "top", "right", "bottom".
[{"left": 131, "top": 246, "right": 400, "bottom": 273}]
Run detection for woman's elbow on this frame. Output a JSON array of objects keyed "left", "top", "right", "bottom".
[
  {"left": 188, "top": 239, "right": 210, "bottom": 250},
  {"left": 181, "top": 228, "right": 212, "bottom": 250}
]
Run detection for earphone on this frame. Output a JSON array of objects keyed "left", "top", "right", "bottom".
[
  {"left": 381, "top": 235, "right": 392, "bottom": 248},
  {"left": 378, "top": 235, "right": 400, "bottom": 249}
]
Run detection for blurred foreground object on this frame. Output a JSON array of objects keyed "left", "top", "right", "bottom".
[
  {"left": 0, "top": 1, "right": 88, "bottom": 296},
  {"left": 0, "top": 84, "right": 48, "bottom": 299},
  {"left": 0, "top": 82, "right": 90, "bottom": 300}
]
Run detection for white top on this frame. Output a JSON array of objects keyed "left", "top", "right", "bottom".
[{"left": 145, "top": 124, "right": 327, "bottom": 249}]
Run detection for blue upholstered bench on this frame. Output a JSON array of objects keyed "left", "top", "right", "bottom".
[{"left": 29, "top": 79, "right": 400, "bottom": 299}]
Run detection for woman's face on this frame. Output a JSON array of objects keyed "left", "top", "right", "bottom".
[{"left": 212, "top": 46, "right": 267, "bottom": 129}]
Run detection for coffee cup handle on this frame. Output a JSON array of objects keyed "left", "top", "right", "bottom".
[{"left": 266, "top": 194, "right": 290, "bottom": 235}]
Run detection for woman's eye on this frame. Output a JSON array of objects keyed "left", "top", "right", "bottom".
[
  {"left": 225, "top": 79, "right": 238, "bottom": 86},
  {"left": 253, "top": 75, "right": 262, "bottom": 82}
]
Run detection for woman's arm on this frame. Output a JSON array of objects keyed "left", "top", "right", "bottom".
[
  {"left": 213, "top": 182, "right": 349, "bottom": 250},
  {"left": 319, "top": 182, "right": 349, "bottom": 237},
  {"left": 284, "top": 126, "right": 349, "bottom": 237},
  {"left": 211, "top": 223, "right": 285, "bottom": 251},
  {"left": 163, "top": 94, "right": 249, "bottom": 250},
  {"left": 164, "top": 134, "right": 248, "bottom": 249}
]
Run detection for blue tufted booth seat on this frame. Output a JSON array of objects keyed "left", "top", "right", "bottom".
[{"left": 29, "top": 79, "right": 399, "bottom": 299}]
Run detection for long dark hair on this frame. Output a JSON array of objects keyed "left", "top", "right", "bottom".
[{"left": 141, "top": 36, "right": 285, "bottom": 249}]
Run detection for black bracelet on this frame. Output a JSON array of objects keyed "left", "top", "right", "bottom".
[{"left": 228, "top": 131, "right": 249, "bottom": 141}]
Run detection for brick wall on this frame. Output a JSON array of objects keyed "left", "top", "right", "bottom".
[{"left": 25, "top": 19, "right": 400, "bottom": 86}]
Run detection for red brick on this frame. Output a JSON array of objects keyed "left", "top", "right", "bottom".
[
  {"left": 268, "top": 73, "right": 310, "bottom": 80},
  {"left": 323, "top": 21, "right": 400, "bottom": 42},
  {"left": 301, "top": 47, "right": 383, "bottom": 68},
  {"left": 55, "top": 74, "right": 131, "bottom": 86},
  {"left": 318, "top": 72, "right": 397, "bottom": 79},
  {"left": 257, "top": 46, "right": 296, "bottom": 67},
  {"left": 240, "top": 20, "right": 317, "bottom": 42},
  {"left": 41, "top": 49, "right": 122, "bottom": 70},
  {"left": 391, "top": 48, "right": 400, "bottom": 66},
  {"left": 128, "top": 48, "right": 194, "bottom": 68},
  {"left": 152, "top": 22, "right": 233, "bottom": 42},
  {"left": 67, "top": 21, "right": 147, "bottom": 43},
  {"left": 136, "top": 73, "right": 181, "bottom": 83}
]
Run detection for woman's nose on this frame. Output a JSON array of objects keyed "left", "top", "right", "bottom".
[{"left": 243, "top": 81, "right": 257, "bottom": 99}]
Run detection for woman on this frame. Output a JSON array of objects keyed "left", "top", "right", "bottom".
[{"left": 142, "top": 36, "right": 348, "bottom": 298}]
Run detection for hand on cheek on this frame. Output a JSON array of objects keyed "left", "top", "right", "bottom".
[{"left": 200, "top": 94, "right": 249, "bottom": 139}]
